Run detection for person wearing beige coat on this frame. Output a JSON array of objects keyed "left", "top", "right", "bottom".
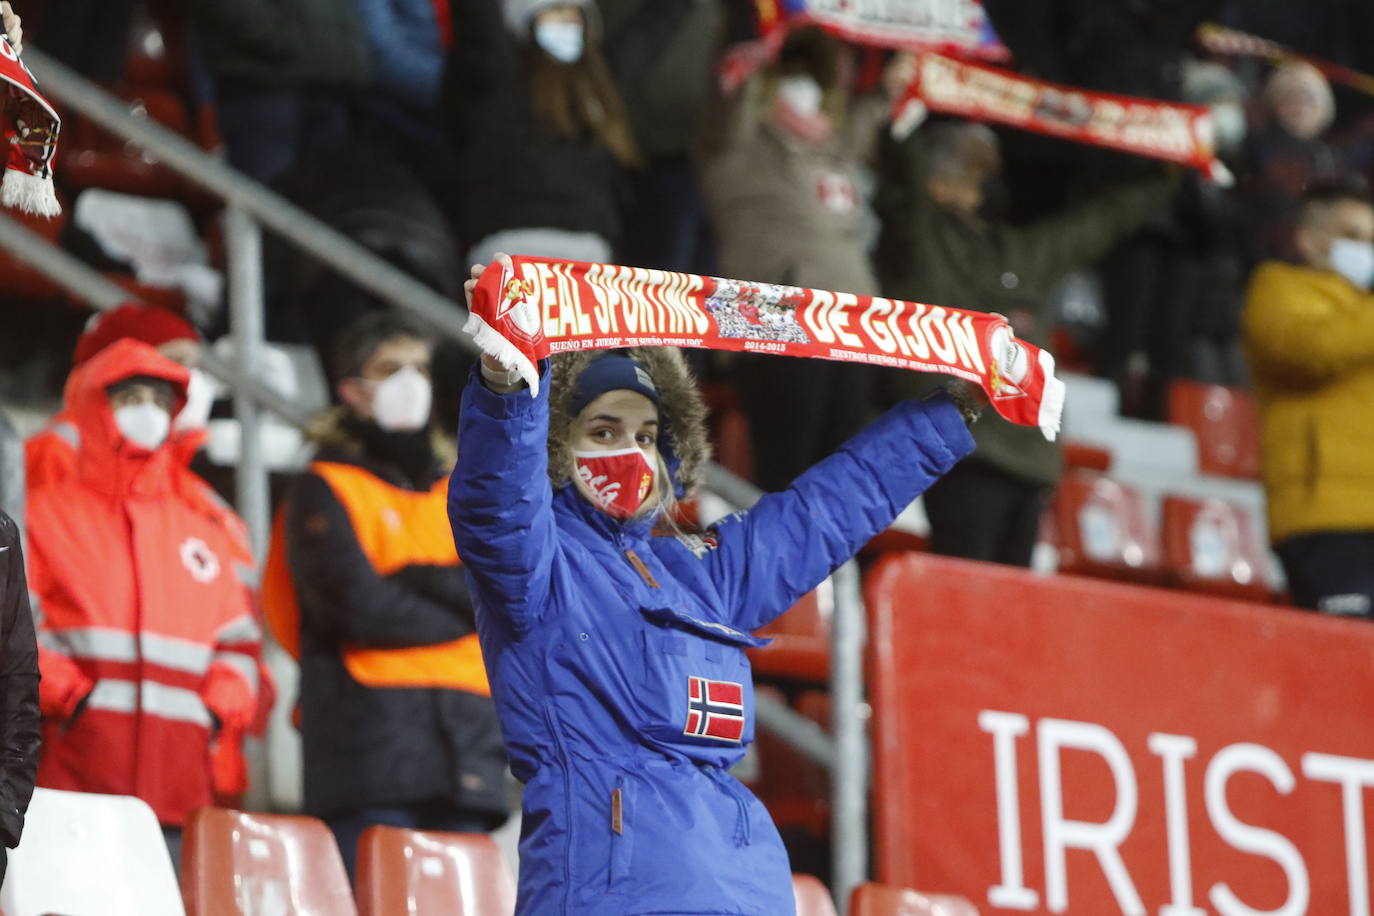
[{"left": 698, "top": 29, "right": 912, "bottom": 491}]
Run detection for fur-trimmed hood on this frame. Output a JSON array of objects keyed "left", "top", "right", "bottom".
[{"left": 546, "top": 348, "right": 710, "bottom": 495}]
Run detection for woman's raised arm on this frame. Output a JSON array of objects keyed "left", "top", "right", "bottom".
[
  {"left": 704, "top": 389, "right": 977, "bottom": 633},
  {"left": 448, "top": 260, "right": 560, "bottom": 638}
]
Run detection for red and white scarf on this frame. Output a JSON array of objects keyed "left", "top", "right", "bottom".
[
  {"left": 0, "top": 36, "right": 60, "bottom": 216},
  {"left": 893, "top": 51, "right": 1232, "bottom": 185},
  {"left": 466, "top": 256, "right": 1065, "bottom": 441}
]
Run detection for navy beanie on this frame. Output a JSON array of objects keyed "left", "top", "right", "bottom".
[{"left": 569, "top": 354, "right": 660, "bottom": 418}]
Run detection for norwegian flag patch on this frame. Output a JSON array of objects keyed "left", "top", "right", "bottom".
[{"left": 685, "top": 676, "right": 745, "bottom": 743}]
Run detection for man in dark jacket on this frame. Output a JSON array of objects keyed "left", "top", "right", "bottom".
[
  {"left": 877, "top": 122, "right": 1174, "bottom": 565},
  {"left": 192, "top": 0, "right": 370, "bottom": 184},
  {"left": 266, "top": 312, "right": 507, "bottom": 880},
  {"left": 0, "top": 510, "right": 40, "bottom": 884}
]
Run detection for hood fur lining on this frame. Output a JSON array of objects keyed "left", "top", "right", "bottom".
[{"left": 547, "top": 348, "right": 711, "bottom": 494}]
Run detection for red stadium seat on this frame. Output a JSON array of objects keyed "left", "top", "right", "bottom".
[
  {"left": 794, "top": 873, "right": 839, "bottom": 916},
  {"left": 850, "top": 882, "right": 980, "bottom": 916},
  {"left": 356, "top": 826, "right": 515, "bottom": 916},
  {"left": 862, "top": 526, "right": 929, "bottom": 557},
  {"left": 59, "top": 89, "right": 215, "bottom": 203},
  {"left": 124, "top": 13, "right": 178, "bottom": 91},
  {"left": 1161, "top": 495, "right": 1273, "bottom": 602},
  {"left": 1167, "top": 380, "right": 1261, "bottom": 479},
  {"left": 700, "top": 382, "right": 755, "bottom": 482},
  {"left": 1062, "top": 440, "right": 1111, "bottom": 472},
  {"left": 746, "top": 688, "right": 831, "bottom": 838},
  {"left": 1050, "top": 470, "right": 1162, "bottom": 584},
  {"left": 713, "top": 406, "right": 755, "bottom": 482},
  {"left": 180, "top": 807, "right": 357, "bottom": 916},
  {"left": 749, "top": 588, "right": 830, "bottom": 682}
]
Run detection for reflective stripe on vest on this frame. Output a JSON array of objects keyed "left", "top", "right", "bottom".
[
  {"left": 263, "top": 461, "right": 489, "bottom": 695},
  {"left": 212, "top": 649, "right": 260, "bottom": 693},
  {"left": 87, "top": 679, "right": 213, "bottom": 728},
  {"left": 43, "top": 626, "right": 214, "bottom": 674}
]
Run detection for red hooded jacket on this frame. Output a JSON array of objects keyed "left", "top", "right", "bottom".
[
  {"left": 26, "top": 357, "right": 277, "bottom": 745},
  {"left": 25, "top": 340, "right": 261, "bottom": 826}
]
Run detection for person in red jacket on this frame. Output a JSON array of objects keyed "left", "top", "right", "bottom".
[
  {"left": 26, "top": 302, "right": 208, "bottom": 493},
  {"left": 25, "top": 339, "right": 262, "bottom": 864},
  {"left": 26, "top": 303, "right": 274, "bottom": 801}
]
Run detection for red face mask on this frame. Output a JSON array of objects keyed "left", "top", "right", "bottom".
[{"left": 574, "top": 447, "right": 656, "bottom": 519}]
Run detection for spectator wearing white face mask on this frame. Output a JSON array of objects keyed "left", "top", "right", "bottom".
[
  {"left": 25, "top": 340, "right": 262, "bottom": 868},
  {"left": 1243, "top": 177, "right": 1374, "bottom": 619},
  {"left": 263, "top": 311, "right": 507, "bottom": 881},
  {"left": 700, "top": 28, "right": 915, "bottom": 491},
  {"left": 27, "top": 304, "right": 209, "bottom": 493},
  {"left": 439, "top": 0, "right": 645, "bottom": 267}
]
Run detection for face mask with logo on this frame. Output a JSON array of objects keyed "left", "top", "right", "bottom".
[
  {"left": 369, "top": 365, "right": 433, "bottom": 432},
  {"left": 114, "top": 402, "right": 171, "bottom": 451},
  {"left": 534, "top": 21, "right": 584, "bottom": 63},
  {"left": 173, "top": 368, "right": 215, "bottom": 433},
  {"left": 1329, "top": 237, "right": 1374, "bottom": 290},
  {"left": 574, "top": 447, "right": 656, "bottom": 519}
]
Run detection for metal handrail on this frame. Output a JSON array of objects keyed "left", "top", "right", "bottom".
[
  {"left": 25, "top": 48, "right": 472, "bottom": 345},
  {"left": 0, "top": 212, "right": 310, "bottom": 429}
]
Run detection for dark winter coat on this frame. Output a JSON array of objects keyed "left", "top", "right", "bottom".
[
  {"left": 0, "top": 511, "right": 39, "bottom": 848},
  {"left": 193, "top": 0, "right": 370, "bottom": 91},
  {"left": 449, "top": 348, "right": 974, "bottom": 914},
  {"left": 599, "top": 0, "right": 722, "bottom": 161},
  {"left": 284, "top": 417, "right": 506, "bottom": 821},
  {"left": 440, "top": 0, "right": 624, "bottom": 248},
  {"left": 876, "top": 135, "right": 1174, "bottom": 485}
]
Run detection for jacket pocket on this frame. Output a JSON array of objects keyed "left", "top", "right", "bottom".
[
  {"left": 608, "top": 774, "right": 634, "bottom": 892},
  {"left": 634, "top": 607, "right": 761, "bottom": 752}
]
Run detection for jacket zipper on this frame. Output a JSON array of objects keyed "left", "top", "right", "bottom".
[{"left": 126, "top": 501, "right": 143, "bottom": 798}]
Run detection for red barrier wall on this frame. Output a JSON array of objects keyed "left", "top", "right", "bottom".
[{"left": 867, "top": 553, "right": 1374, "bottom": 916}]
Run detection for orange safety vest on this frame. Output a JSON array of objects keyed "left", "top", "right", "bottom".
[{"left": 263, "top": 460, "right": 490, "bottom": 696}]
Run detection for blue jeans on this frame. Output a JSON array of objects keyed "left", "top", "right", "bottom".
[{"left": 328, "top": 803, "right": 495, "bottom": 883}]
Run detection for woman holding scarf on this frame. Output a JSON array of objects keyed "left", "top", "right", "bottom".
[{"left": 449, "top": 255, "right": 982, "bottom": 914}]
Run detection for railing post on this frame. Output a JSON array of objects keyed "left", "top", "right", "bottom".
[
  {"left": 0, "top": 410, "right": 22, "bottom": 529},
  {"left": 225, "top": 206, "right": 270, "bottom": 560},
  {"left": 831, "top": 558, "right": 869, "bottom": 913}
]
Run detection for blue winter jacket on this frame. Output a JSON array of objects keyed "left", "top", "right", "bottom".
[{"left": 449, "top": 368, "right": 974, "bottom": 915}]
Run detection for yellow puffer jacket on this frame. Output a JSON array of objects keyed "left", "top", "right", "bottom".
[{"left": 1243, "top": 261, "right": 1374, "bottom": 542}]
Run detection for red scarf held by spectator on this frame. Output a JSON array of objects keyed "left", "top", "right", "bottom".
[
  {"left": 466, "top": 256, "right": 1065, "bottom": 441},
  {"left": 0, "top": 34, "right": 60, "bottom": 216},
  {"left": 892, "top": 51, "right": 1233, "bottom": 185}
]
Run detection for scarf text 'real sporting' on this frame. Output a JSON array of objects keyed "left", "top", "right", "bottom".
[
  {"left": 465, "top": 256, "right": 1065, "bottom": 441},
  {"left": 893, "top": 51, "right": 1232, "bottom": 185}
]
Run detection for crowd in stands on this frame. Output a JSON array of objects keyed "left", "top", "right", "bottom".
[{"left": 2, "top": 0, "right": 1374, "bottom": 895}]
